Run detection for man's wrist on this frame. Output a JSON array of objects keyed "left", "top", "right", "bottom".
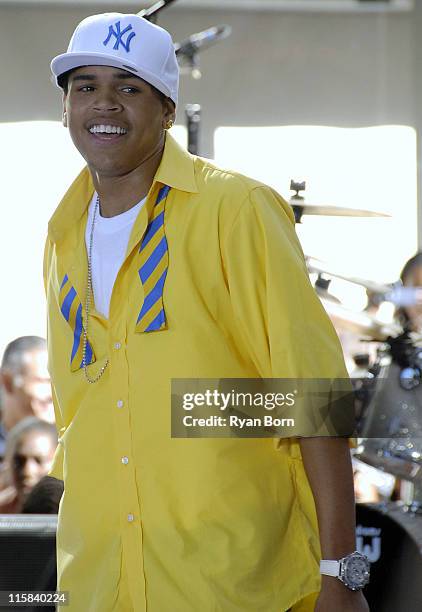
[{"left": 320, "top": 551, "right": 370, "bottom": 591}]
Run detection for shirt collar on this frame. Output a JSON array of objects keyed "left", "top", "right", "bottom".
[
  {"left": 48, "top": 133, "right": 198, "bottom": 244},
  {"left": 155, "top": 131, "right": 198, "bottom": 194}
]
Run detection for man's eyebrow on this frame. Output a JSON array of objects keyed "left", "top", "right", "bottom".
[
  {"left": 114, "top": 72, "right": 140, "bottom": 80},
  {"left": 71, "top": 74, "right": 97, "bottom": 82},
  {"left": 71, "top": 72, "right": 141, "bottom": 82}
]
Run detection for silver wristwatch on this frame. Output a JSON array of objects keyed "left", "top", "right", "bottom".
[{"left": 320, "top": 551, "right": 370, "bottom": 591}]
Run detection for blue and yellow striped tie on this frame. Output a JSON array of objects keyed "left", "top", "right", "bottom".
[
  {"left": 136, "top": 185, "right": 171, "bottom": 332},
  {"left": 59, "top": 274, "right": 96, "bottom": 371}
]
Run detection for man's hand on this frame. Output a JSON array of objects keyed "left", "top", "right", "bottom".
[{"left": 315, "top": 576, "right": 370, "bottom": 612}]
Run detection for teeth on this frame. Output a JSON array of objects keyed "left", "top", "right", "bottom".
[{"left": 89, "top": 125, "right": 127, "bottom": 135}]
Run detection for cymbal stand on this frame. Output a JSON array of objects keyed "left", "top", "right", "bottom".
[{"left": 185, "top": 104, "right": 201, "bottom": 155}]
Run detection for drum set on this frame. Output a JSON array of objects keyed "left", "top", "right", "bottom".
[{"left": 290, "top": 180, "right": 422, "bottom": 610}]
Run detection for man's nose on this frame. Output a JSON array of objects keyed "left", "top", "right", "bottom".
[
  {"left": 93, "top": 88, "right": 123, "bottom": 112},
  {"left": 22, "top": 457, "right": 41, "bottom": 480}
]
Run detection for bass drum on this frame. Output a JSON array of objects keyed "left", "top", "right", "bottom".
[
  {"left": 355, "top": 357, "right": 422, "bottom": 481},
  {"left": 356, "top": 503, "right": 422, "bottom": 611}
]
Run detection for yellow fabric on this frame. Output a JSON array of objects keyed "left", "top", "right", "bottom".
[{"left": 44, "top": 133, "right": 349, "bottom": 612}]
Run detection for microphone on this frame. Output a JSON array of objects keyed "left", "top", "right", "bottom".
[
  {"left": 138, "top": 0, "right": 178, "bottom": 22},
  {"left": 383, "top": 286, "right": 422, "bottom": 307},
  {"left": 174, "top": 25, "right": 232, "bottom": 57}
]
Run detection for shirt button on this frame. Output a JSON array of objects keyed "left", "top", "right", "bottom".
[
  {"left": 127, "top": 513, "right": 134, "bottom": 522},
  {"left": 121, "top": 456, "right": 129, "bottom": 465},
  {"left": 114, "top": 342, "right": 122, "bottom": 350},
  {"left": 117, "top": 400, "right": 124, "bottom": 408}
]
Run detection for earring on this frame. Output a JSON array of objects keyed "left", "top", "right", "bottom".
[
  {"left": 62, "top": 112, "right": 67, "bottom": 127},
  {"left": 164, "top": 119, "right": 174, "bottom": 130}
]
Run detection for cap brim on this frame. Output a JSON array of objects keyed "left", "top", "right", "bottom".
[{"left": 51, "top": 52, "right": 174, "bottom": 102}]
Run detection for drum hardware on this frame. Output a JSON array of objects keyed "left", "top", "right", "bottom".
[
  {"left": 320, "top": 298, "right": 400, "bottom": 341},
  {"left": 371, "top": 284, "right": 422, "bottom": 308},
  {"left": 306, "top": 249, "right": 422, "bottom": 501},
  {"left": 387, "top": 332, "right": 422, "bottom": 390},
  {"left": 404, "top": 500, "right": 422, "bottom": 515},
  {"left": 402, "top": 482, "right": 422, "bottom": 514},
  {"left": 175, "top": 22, "right": 231, "bottom": 155},
  {"left": 185, "top": 104, "right": 201, "bottom": 155},
  {"left": 138, "top": 0, "right": 178, "bottom": 23},
  {"left": 400, "top": 366, "right": 421, "bottom": 391},
  {"left": 290, "top": 179, "right": 306, "bottom": 201},
  {"left": 175, "top": 25, "right": 232, "bottom": 80},
  {"left": 313, "top": 275, "right": 341, "bottom": 303},
  {"left": 387, "top": 331, "right": 420, "bottom": 366},
  {"left": 353, "top": 353, "right": 371, "bottom": 370},
  {"left": 356, "top": 502, "right": 422, "bottom": 611},
  {"left": 314, "top": 271, "right": 422, "bottom": 310},
  {"left": 297, "top": 180, "right": 422, "bottom": 513},
  {"left": 306, "top": 255, "right": 392, "bottom": 295},
  {"left": 289, "top": 180, "right": 390, "bottom": 223},
  {"left": 354, "top": 334, "right": 422, "bottom": 485},
  {"left": 351, "top": 354, "right": 375, "bottom": 430},
  {"left": 315, "top": 274, "right": 330, "bottom": 292}
]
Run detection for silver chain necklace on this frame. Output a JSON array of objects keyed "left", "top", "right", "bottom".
[{"left": 82, "top": 194, "right": 109, "bottom": 383}]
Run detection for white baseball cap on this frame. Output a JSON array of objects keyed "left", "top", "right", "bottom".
[{"left": 51, "top": 13, "right": 179, "bottom": 105}]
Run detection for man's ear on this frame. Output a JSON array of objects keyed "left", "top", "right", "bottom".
[
  {"left": 0, "top": 370, "right": 14, "bottom": 395},
  {"left": 164, "top": 99, "right": 176, "bottom": 126},
  {"left": 62, "top": 94, "right": 68, "bottom": 128}
]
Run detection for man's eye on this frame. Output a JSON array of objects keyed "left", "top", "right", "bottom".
[
  {"left": 121, "top": 87, "right": 138, "bottom": 93},
  {"left": 14, "top": 455, "right": 26, "bottom": 468},
  {"left": 78, "top": 86, "right": 94, "bottom": 92}
]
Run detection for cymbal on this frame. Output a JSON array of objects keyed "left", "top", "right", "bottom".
[
  {"left": 314, "top": 286, "right": 341, "bottom": 304},
  {"left": 290, "top": 199, "right": 390, "bottom": 221},
  {"left": 306, "top": 256, "right": 391, "bottom": 294},
  {"left": 320, "top": 298, "right": 401, "bottom": 341}
]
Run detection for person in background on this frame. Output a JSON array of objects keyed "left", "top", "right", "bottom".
[
  {"left": 0, "top": 336, "right": 54, "bottom": 464},
  {"left": 398, "top": 251, "right": 422, "bottom": 331},
  {"left": 21, "top": 476, "right": 65, "bottom": 604},
  {"left": 0, "top": 417, "right": 57, "bottom": 513}
]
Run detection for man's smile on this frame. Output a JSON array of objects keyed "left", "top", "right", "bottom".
[
  {"left": 89, "top": 125, "right": 127, "bottom": 135},
  {"left": 86, "top": 123, "right": 129, "bottom": 143}
]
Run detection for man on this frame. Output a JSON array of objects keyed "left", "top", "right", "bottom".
[
  {"left": 0, "top": 416, "right": 57, "bottom": 513},
  {"left": 46, "top": 13, "right": 369, "bottom": 611},
  {"left": 0, "top": 336, "right": 54, "bottom": 463}
]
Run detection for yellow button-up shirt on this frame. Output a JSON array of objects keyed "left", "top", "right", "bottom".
[{"left": 44, "top": 134, "right": 348, "bottom": 612}]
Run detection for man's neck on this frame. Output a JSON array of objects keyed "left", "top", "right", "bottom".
[{"left": 91, "top": 139, "right": 165, "bottom": 218}]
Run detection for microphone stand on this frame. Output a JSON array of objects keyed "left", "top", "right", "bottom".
[{"left": 185, "top": 105, "right": 201, "bottom": 155}]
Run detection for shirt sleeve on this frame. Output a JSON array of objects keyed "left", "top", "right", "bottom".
[
  {"left": 223, "top": 185, "right": 349, "bottom": 379},
  {"left": 43, "top": 236, "right": 65, "bottom": 481},
  {"left": 222, "top": 185, "right": 353, "bottom": 440}
]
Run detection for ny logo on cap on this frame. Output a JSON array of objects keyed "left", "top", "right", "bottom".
[{"left": 103, "top": 21, "right": 136, "bottom": 53}]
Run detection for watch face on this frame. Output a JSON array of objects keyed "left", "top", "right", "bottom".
[{"left": 342, "top": 552, "right": 370, "bottom": 590}]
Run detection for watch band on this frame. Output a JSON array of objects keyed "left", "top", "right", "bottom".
[{"left": 320, "top": 559, "right": 341, "bottom": 577}]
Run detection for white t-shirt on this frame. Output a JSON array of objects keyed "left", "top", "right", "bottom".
[{"left": 85, "top": 193, "right": 147, "bottom": 318}]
